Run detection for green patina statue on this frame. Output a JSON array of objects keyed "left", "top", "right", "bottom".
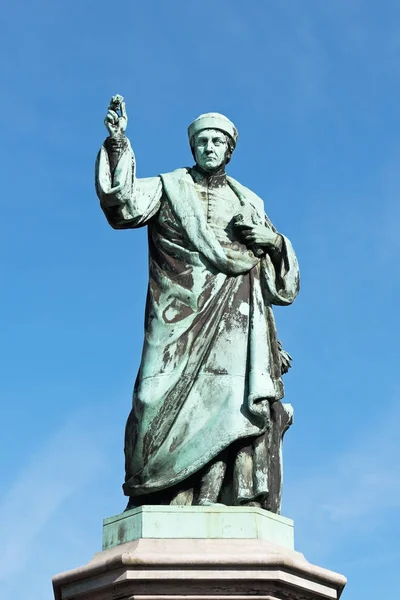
[{"left": 95, "top": 95, "right": 300, "bottom": 512}]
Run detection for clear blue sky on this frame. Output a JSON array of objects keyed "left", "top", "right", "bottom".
[{"left": 1, "top": 1, "right": 399, "bottom": 598}]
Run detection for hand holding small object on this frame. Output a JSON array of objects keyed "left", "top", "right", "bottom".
[
  {"left": 234, "top": 216, "right": 281, "bottom": 251},
  {"left": 104, "top": 94, "right": 128, "bottom": 137}
]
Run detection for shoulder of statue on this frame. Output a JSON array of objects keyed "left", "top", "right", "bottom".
[
  {"left": 159, "top": 167, "right": 190, "bottom": 176},
  {"left": 227, "top": 176, "right": 265, "bottom": 213},
  {"left": 161, "top": 167, "right": 190, "bottom": 175},
  {"left": 159, "top": 167, "right": 191, "bottom": 184}
]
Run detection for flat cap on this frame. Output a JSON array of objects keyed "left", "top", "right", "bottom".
[{"left": 188, "top": 113, "right": 238, "bottom": 146}]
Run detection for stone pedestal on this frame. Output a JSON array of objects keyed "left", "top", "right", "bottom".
[
  {"left": 53, "top": 507, "right": 346, "bottom": 600},
  {"left": 103, "top": 505, "right": 294, "bottom": 549}
]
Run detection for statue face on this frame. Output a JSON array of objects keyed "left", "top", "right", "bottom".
[{"left": 193, "top": 129, "right": 228, "bottom": 172}]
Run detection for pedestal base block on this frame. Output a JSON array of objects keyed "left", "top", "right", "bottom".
[
  {"left": 103, "top": 506, "right": 294, "bottom": 550},
  {"left": 53, "top": 537, "right": 346, "bottom": 600}
]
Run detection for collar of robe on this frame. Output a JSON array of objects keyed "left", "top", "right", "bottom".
[{"left": 190, "top": 164, "right": 227, "bottom": 188}]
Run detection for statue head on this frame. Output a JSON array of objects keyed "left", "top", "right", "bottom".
[{"left": 188, "top": 113, "right": 238, "bottom": 172}]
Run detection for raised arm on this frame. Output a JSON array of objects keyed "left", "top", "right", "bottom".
[{"left": 95, "top": 95, "right": 162, "bottom": 229}]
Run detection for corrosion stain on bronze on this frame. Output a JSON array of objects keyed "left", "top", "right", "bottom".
[{"left": 96, "top": 100, "right": 300, "bottom": 513}]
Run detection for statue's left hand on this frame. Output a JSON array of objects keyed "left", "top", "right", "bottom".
[{"left": 239, "top": 224, "right": 280, "bottom": 249}]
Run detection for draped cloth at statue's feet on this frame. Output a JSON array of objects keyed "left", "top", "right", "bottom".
[{"left": 96, "top": 142, "right": 300, "bottom": 510}]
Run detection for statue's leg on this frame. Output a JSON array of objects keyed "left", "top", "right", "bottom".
[
  {"left": 170, "top": 487, "right": 194, "bottom": 505},
  {"left": 233, "top": 439, "right": 262, "bottom": 508},
  {"left": 197, "top": 457, "right": 227, "bottom": 505},
  {"left": 261, "top": 401, "right": 293, "bottom": 513}
]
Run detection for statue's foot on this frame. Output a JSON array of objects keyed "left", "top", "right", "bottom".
[
  {"left": 197, "top": 499, "right": 226, "bottom": 507},
  {"left": 197, "top": 458, "right": 227, "bottom": 507}
]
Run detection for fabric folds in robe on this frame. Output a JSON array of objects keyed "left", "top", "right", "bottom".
[{"left": 95, "top": 140, "right": 300, "bottom": 500}]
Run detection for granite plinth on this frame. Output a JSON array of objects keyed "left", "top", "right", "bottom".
[
  {"left": 103, "top": 505, "right": 294, "bottom": 550},
  {"left": 53, "top": 536, "right": 346, "bottom": 600},
  {"left": 53, "top": 507, "right": 346, "bottom": 599}
]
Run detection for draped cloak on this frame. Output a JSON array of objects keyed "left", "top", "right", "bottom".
[{"left": 95, "top": 140, "right": 300, "bottom": 502}]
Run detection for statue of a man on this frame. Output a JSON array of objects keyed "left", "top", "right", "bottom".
[{"left": 95, "top": 96, "right": 300, "bottom": 512}]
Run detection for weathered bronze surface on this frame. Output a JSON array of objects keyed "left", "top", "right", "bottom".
[{"left": 95, "top": 97, "right": 300, "bottom": 512}]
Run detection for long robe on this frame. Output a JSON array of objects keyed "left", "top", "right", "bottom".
[{"left": 96, "top": 140, "right": 300, "bottom": 504}]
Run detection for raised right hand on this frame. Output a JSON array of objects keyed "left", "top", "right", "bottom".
[{"left": 104, "top": 95, "right": 128, "bottom": 137}]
